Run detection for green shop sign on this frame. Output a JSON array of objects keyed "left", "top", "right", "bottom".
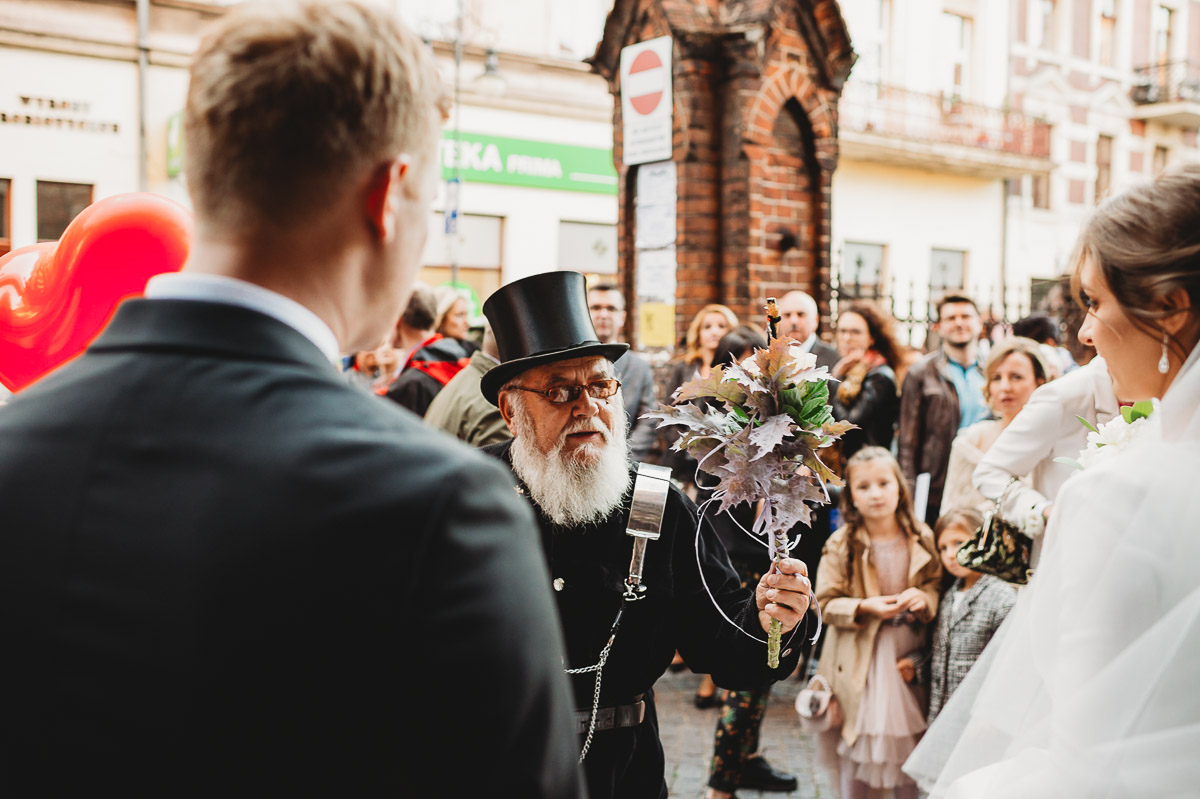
[{"left": 440, "top": 132, "right": 617, "bottom": 194}]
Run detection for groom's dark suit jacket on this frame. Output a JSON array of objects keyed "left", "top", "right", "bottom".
[{"left": 0, "top": 299, "right": 583, "bottom": 797}]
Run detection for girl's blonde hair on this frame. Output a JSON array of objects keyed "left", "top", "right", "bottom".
[
  {"left": 838, "top": 446, "right": 921, "bottom": 542},
  {"left": 933, "top": 506, "right": 984, "bottom": 543},
  {"left": 680, "top": 304, "right": 739, "bottom": 364}
]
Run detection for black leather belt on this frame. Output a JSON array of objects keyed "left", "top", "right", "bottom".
[{"left": 575, "top": 696, "right": 646, "bottom": 734}]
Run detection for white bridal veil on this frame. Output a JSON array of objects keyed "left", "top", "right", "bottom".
[{"left": 907, "top": 344, "right": 1200, "bottom": 799}]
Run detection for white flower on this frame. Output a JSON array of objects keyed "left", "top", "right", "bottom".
[{"left": 1076, "top": 415, "right": 1157, "bottom": 469}]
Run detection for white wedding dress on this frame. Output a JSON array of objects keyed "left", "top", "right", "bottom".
[{"left": 906, "top": 344, "right": 1200, "bottom": 798}]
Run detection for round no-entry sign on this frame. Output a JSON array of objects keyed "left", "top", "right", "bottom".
[{"left": 627, "top": 49, "right": 665, "bottom": 115}]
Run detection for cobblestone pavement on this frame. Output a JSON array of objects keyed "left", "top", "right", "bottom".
[{"left": 656, "top": 668, "right": 837, "bottom": 799}]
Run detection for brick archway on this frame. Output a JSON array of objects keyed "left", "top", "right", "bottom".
[{"left": 746, "top": 64, "right": 836, "bottom": 145}]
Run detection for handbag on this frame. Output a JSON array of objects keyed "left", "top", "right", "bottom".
[
  {"left": 956, "top": 478, "right": 1034, "bottom": 585},
  {"left": 795, "top": 674, "right": 843, "bottom": 733}
]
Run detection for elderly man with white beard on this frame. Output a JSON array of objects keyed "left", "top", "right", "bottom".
[{"left": 479, "top": 272, "right": 812, "bottom": 799}]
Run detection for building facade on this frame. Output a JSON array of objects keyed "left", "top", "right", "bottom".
[
  {"left": 4, "top": 0, "right": 1197, "bottom": 351},
  {"left": 0, "top": 0, "right": 620, "bottom": 322},
  {"left": 833, "top": 0, "right": 1199, "bottom": 346}
]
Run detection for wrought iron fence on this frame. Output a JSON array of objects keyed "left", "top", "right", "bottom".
[
  {"left": 830, "top": 276, "right": 1031, "bottom": 352},
  {"left": 830, "top": 273, "right": 1094, "bottom": 364}
]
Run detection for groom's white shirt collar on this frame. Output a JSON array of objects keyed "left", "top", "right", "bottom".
[{"left": 144, "top": 272, "right": 341, "bottom": 366}]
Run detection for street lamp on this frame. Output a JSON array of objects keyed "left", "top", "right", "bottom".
[{"left": 475, "top": 49, "right": 507, "bottom": 97}]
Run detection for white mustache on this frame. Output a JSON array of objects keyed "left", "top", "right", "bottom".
[{"left": 561, "top": 420, "right": 610, "bottom": 441}]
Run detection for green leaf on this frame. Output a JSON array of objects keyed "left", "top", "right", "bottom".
[
  {"left": 1053, "top": 455, "right": 1085, "bottom": 471},
  {"left": 1074, "top": 414, "right": 1100, "bottom": 434},
  {"left": 1128, "top": 400, "right": 1154, "bottom": 422},
  {"left": 1121, "top": 405, "right": 1134, "bottom": 424}
]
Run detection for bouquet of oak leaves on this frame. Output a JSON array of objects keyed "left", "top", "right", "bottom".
[{"left": 647, "top": 336, "right": 852, "bottom": 667}]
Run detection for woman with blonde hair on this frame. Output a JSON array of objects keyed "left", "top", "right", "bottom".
[
  {"left": 431, "top": 285, "right": 473, "bottom": 343},
  {"left": 940, "top": 336, "right": 1049, "bottom": 512},
  {"left": 661, "top": 304, "right": 739, "bottom": 485}
]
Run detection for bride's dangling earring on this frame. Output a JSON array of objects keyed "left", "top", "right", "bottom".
[{"left": 1159, "top": 333, "right": 1171, "bottom": 375}]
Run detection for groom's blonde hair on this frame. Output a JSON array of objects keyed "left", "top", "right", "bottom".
[{"left": 184, "top": 0, "right": 446, "bottom": 232}]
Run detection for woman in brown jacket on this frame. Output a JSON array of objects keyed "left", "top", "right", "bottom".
[{"left": 815, "top": 447, "right": 942, "bottom": 799}]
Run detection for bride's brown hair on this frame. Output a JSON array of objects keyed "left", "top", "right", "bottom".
[{"left": 1071, "top": 162, "right": 1200, "bottom": 360}]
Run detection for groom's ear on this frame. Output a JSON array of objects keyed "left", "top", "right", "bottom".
[{"left": 1160, "top": 287, "right": 1194, "bottom": 336}]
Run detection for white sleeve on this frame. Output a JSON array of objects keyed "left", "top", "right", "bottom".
[{"left": 971, "top": 388, "right": 1061, "bottom": 536}]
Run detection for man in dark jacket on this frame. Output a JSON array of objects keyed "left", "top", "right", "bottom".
[
  {"left": 480, "top": 271, "right": 812, "bottom": 799},
  {"left": 588, "top": 282, "right": 659, "bottom": 460},
  {"left": 0, "top": 3, "right": 582, "bottom": 796},
  {"left": 778, "top": 289, "right": 840, "bottom": 371},
  {"left": 897, "top": 293, "right": 987, "bottom": 525}
]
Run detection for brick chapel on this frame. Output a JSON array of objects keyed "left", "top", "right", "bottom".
[{"left": 590, "top": 0, "right": 855, "bottom": 348}]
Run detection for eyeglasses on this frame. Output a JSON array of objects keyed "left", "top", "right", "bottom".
[{"left": 505, "top": 378, "right": 621, "bottom": 404}]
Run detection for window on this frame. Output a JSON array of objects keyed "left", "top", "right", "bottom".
[
  {"left": 844, "top": 0, "right": 891, "bottom": 86},
  {"left": 940, "top": 12, "right": 973, "bottom": 98},
  {"left": 930, "top": 248, "right": 967, "bottom": 292},
  {"left": 1035, "top": 0, "right": 1056, "bottom": 50},
  {"left": 419, "top": 212, "right": 503, "bottom": 310},
  {"left": 1096, "top": 135, "right": 1113, "bottom": 203},
  {"left": 1154, "top": 145, "right": 1170, "bottom": 174},
  {"left": 558, "top": 221, "right": 617, "bottom": 275},
  {"left": 36, "top": 181, "right": 93, "bottom": 242},
  {"left": 839, "top": 241, "right": 886, "bottom": 299},
  {"left": 1032, "top": 174, "right": 1051, "bottom": 209},
  {"left": 0, "top": 178, "right": 10, "bottom": 256},
  {"left": 1153, "top": 5, "right": 1174, "bottom": 65},
  {"left": 1099, "top": 3, "right": 1117, "bottom": 66}
]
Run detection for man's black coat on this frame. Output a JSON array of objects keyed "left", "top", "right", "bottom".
[
  {"left": 484, "top": 438, "right": 804, "bottom": 799},
  {"left": 0, "top": 299, "right": 583, "bottom": 797}
]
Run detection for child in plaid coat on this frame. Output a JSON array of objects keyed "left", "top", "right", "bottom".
[{"left": 926, "top": 508, "right": 1017, "bottom": 722}]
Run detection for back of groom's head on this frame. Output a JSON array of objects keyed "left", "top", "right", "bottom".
[{"left": 184, "top": 0, "right": 445, "bottom": 234}]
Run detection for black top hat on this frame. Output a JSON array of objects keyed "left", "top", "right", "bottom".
[{"left": 480, "top": 271, "right": 628, "bottom": 406}]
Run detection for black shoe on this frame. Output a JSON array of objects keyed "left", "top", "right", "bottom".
[{"left": 739, "top": 755, "right": 798, "bottom": 793}]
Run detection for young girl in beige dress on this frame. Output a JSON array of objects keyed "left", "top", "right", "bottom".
[{"left": 815, "top": 447, "right": 943, "bottom": 798}]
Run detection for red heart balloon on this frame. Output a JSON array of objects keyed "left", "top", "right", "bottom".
[{"left": 0, "top": 193, "right": 192, "bottom": 391}]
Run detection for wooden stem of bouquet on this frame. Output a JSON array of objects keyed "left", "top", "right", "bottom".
[{"left": 763, "top": 298, "right": 785, "bottom": 669}]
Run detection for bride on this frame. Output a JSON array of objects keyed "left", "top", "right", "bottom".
[{"left": 909, "top": 162, "right": 1200, "bottom": 797}]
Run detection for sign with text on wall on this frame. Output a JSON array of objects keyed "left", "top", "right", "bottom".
[
  {"left": 440, "top": 132, "right": 617, "bottom": 194},
  {"left": 634, "top": 161, "right": 677, "bottom": 349},
  {"left": 620, "top": 36, "right": 673, "bottom": 166}
]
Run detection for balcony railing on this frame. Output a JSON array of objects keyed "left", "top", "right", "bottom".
[
  {"left": 840, "top": 81, "right": 1051, "bottom": 159},
  {"left": 1131, "top": 60, "right": 1200, "bottom": 105}
]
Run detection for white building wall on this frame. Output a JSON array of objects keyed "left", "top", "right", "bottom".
[
  {"left": 0, "top": 48, "right": 142, "bottom": 248},
  {"left": 832, "top": 160, "right": 1005, "bottom": 341}
]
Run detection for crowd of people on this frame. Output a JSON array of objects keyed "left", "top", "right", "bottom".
[{"left": 0, "top": 2, "right": 1197, "bottom": 798}]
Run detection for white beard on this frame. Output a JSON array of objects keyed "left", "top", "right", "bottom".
[{"left": 508, "top": 392, "right": 632, "bottom": 528}]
